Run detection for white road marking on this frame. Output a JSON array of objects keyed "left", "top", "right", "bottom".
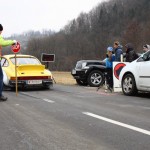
[
  {"left": 83, "top": 112, "right": 150, "bottom": 136},
  {"left": 43, "top": 99, "right": 55, "bottom": 103}
]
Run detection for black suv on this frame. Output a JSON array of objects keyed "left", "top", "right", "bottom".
[{"left": 71, "top": 60, "right": 106, "bottom": 87}]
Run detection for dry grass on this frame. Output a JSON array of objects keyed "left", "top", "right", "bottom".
[{"left": 52, "top": 71, "right": 76, "bottom": 85}]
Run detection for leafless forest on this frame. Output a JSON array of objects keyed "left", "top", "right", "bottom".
[{"left": 3, "top": 0, "right": 150, "bottom": 71}]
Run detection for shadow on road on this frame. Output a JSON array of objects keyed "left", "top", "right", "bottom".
[{"left": 136, "top": 92, "right": 150, "bottom": 99}]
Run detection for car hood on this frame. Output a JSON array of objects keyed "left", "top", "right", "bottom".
[{"left": 77, "top": 60, "right": 105, "bottom": 65}]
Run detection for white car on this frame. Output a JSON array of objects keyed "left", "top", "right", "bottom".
[{"left": 119, "top": 50, "right": 150, "bottom": 96}]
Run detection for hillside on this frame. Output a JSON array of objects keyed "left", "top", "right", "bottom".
[{"left": 3, "top": 0, "right": 150, "bottom": 71}]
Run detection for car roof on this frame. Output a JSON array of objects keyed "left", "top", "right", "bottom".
[{"left": 2, "top": 54, "right": 35, "bottom": 59}]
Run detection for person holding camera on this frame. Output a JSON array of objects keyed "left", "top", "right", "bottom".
[{"left": 105, "top": 47, "right": 115, "bottom": 89}]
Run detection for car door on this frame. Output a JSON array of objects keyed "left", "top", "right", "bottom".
[{"left": 137, "top": 51, "right": 150, "bottom": 91}]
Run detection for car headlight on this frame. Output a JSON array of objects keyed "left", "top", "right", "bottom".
[{"left": 82, "top": 62, "right": 89, "bottom": 69}]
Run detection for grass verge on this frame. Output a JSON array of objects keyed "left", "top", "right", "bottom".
[{"left": 52, "top": 71, "right": 76, "bottom": 85}]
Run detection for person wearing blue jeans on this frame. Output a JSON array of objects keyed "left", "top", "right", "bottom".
[{"left": 0, "top": 24, "right": 17, "bottom": 101}]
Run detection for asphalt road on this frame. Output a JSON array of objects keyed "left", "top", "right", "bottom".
[{"left": 0, "top": 84, "right": 150, "bottom": 150}]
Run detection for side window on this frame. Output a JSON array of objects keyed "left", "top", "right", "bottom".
[
  {"left": 148, "top": 52, "right": 150, "bottom": 61},
  {"left": 1, "top": 58, "right": 9, "bottom": 67},
  {"left": 143, "top": 51, "right": 150, "bottom": 61},
  {"left": 137, "top": 51, "right": 150, "bottom": 62},
  {"left": 137, "top": 57, "right": 144, "bottom": 62}
]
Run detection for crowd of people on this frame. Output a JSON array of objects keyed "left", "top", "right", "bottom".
[{"left": 105, "top": 41, "right": 150, "bottom": 91}]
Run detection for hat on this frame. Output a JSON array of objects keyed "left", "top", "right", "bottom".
[
  {"left": 107, "top": 46, "right": 113, "bottom": 52},
  {"left": 0, "top": 24, "right": 3, "bottom": 31},
  {"left": 125, "top": 43, "right": 134, "bottom": 49}
]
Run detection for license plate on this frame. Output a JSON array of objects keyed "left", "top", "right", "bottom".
[
  {"left": 72, "top": 69, "right": 76, "bottom": 74},
  {"left": 27, "top": 80, "right": 42, "bottom": 85}
]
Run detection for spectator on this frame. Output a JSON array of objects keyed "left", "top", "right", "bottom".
[
  {"left": 143, "top": 44, "right": 150, "bottom": 53},
  {"left": 125, "top": 43, "right": 138, "bottom": 62},
  {"left": 0, "top": 24, "right": 17, "bottom": 101},
  {"left": 105, "top": 46, "right": 115, "bottom": 89},
  {"left": 113, "top": 41, "right": 123, "bottom": 62}
]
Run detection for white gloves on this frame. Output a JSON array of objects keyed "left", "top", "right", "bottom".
[{"left": 13, "top": 40, "right": 17, "bottom": 44}]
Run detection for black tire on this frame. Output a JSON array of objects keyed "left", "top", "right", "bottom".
[
  {"left": 76, "top": 79, "right": 88, "bottom": 86},
  {"left": 87, "top": 70, "right": 104, "bottom": 87},
  {"left": 122, "top": 74, "right": 137, "bottom": 96}
]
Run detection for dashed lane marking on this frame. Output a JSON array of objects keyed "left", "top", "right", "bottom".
[
  {"left": 83, "top": 112, "right": 150, "bottom": 136},
  {"left": 43, "top": 99, "right": 55, "bottom": 103},
  {"left": 20, "top": 92, "right": 55, "bottom": 103}
]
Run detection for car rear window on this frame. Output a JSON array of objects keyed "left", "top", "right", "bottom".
[{"left": 10, "top": 57, "right": 41, "bottom": 65}]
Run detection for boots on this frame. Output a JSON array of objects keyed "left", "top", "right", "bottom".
[{"left": 0, "top": 95, "right": 8, "bottom": 101}]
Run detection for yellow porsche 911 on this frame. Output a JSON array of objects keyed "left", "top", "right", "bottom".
[{"left": 1, "top": 54, "right": 53, "bottom": 89}]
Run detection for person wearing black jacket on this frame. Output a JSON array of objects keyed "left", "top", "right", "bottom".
[{"left": 125, "top": 43, "right": 138, "bottom": 62}]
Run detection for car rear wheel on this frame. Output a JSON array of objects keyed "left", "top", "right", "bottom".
[
  {"left": 76, "top": 79, "right": 88, "bottom": 86},
  {"left": 87, "top": 70, "right": 104, "bottom": 87},
  {"left": 122, "top": 74, "right": 137, "bottom": 96}
]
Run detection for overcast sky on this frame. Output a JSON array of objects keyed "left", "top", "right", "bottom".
[{"left": 1, "top": 0, "right": 108, "bottom": 37}]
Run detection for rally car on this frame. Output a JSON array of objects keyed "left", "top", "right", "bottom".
[
  {"left": 1, "top": 54, "right": 53, "bottom": 89},
  {"left": 119, "top": 50, "right": 150, "bottom": 95}
]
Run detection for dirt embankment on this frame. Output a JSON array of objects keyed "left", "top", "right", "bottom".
[{"left": 52, "top": 72, "right": 76, "bottom": 85}]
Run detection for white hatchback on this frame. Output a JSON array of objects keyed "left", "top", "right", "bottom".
[{"left": 119, "top": 50, "right": 150, "bottom": 96}]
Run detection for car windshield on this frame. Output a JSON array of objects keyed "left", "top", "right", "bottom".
[{"left": 10, "top": 57, "right": 41, "bottom": 65}]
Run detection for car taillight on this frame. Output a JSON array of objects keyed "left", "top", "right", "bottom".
[
  {"left": 10, "top": 77, "right": 16, "bottom": 80},
  {"left": 10, "top": 76, "right": 51, "bottom": 80}
]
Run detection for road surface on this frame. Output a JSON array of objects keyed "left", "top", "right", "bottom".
[{"left": 0, "top": 84, "right": 150, "bottom": 150}]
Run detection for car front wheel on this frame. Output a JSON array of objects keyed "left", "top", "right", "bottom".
[
  {"left": 122, "top": 74, "right": 137, "bottom": 96},
  {"left": 87, "top": 70, "right": 104, "bottom": 87}
]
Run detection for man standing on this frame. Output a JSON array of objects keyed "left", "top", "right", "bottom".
[
  {"left": 125, "top": 43, "right": 138, "bottom": 62},
  {"left": 113, "top": 41, "right": 123, "bottom": 62},
  {"left": 105, "top": 46, "right": 115, "bottom": 89},
  {"left": 0, "top": 24, "right": 17, "bottom": 101}
]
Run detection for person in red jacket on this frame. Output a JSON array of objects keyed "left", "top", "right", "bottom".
[{"left": 0, "top": 24, "right": 17, "bottom": 101}]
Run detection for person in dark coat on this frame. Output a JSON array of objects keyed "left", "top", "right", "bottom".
[{"left": 125, "top": 43, "right": 138, "bottom": 62}]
